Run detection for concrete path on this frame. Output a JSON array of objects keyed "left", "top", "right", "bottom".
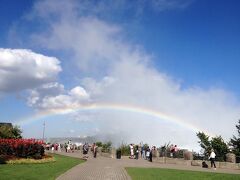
[{"left": 55, "top": 151, "right": 240, "bottom": 180}]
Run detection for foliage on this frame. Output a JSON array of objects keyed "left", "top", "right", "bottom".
[
  {"left": 101, "top": 141, "right": 112, "bottom": 153},
  {"left": 117, "top": 143, "right": 130, "bottom": 156},
  {"left": 196, "top": 132, "right": 229, "bottom": 161},
  {"left": 95, "top": 141, "right": 112, "bottom": 153},
  {"left": 193, "top": 152, "right": 205, "bottom": 160},
  {"left": 0, "top": 155, "right": 7, "bottom": 164},
  {"left": 142, "top": 143, "right": 149, "bottom": 149},
  {"left": 196, "top": 132, "right": 211, "bottom": 157},
  {"left": 96, "top": 141, "right": 102, "bottom": 147},
  {"left": 0, "top": 154, "right": 84, "bottom": 180},
  {"left": 229, "top": 119, "right": 240, "bottom": 156},
  {"left": 175, "top": 149, "right": 184, "bottom": 158},
  {"left": 0, "top": 125, "right": 22, "bottom": 139},
  {"left": 0, "top": 139, "right": 44, "bottom": 162},
  {"left": 159, "top": 142, "right": 171, "bottom": 157},
  {"left": 126, "top": 167, "right": 240, "bottom": 180},
  {"left": 211, "top": 136, "right": 229, "bottom": 161}
]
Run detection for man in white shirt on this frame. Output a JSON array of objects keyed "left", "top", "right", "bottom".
[{"left": 209, "top": 149, "right": 216, "bottom": 169}]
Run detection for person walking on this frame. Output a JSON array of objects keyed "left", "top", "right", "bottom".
[{"left": 209, "top": 149, "right": 216, "bottom": 170}]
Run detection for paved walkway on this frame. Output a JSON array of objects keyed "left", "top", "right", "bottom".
[{"left": 55, "top": 151, "right": 240, "bottom": 180}]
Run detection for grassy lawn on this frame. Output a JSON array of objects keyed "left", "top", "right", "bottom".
[
  {"left": 0, "top": 154, "right": 84, "bottom": 180},
  {"left": 126, "top": 167, "right": 240, "bottom": 180}
]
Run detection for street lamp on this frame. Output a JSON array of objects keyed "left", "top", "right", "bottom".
[{"left": 42, "top": 121, "right": 45, "bottom": 142}]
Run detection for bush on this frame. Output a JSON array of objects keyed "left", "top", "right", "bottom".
[
  {"left": 102, "top": 142, "right": 112, "bottom": 153},
  {"left": 118, "top": 143, "right": 130, "bottom": 156},
  {"left": 0, "top": 139, "right": 45, "bottom": 159},
  {"left": 96, "top": 141, "right": 103, "bottom": 147},
  {"left": 0, "top": 155, "right": 7, "bottom": 164}
]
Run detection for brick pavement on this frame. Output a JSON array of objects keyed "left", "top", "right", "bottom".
[{"left": 55, "top": 151, "right": 240, "bottom": 180}]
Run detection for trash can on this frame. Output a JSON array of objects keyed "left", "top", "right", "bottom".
[{"left": 116, "top": 149, "right": 121, "bottom": 159}]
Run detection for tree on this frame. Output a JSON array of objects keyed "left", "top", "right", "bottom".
[
  {"left": 211, "top": 136, "right": 229, "bottom": 161},
  {"left": 196, "top": 132, "right": 211, "bottom": 157},
  {"left": 196, "top": 132, "right": 229, "bottom": 161},
  {"left": 0, "top": 125, "right": 22, "bottom": 139},
  {"left": 229, "top": 120, "right": 240, "bottom": 156}
]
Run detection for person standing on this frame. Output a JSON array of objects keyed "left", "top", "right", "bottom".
[
  {"left": 209, "top": 149, "right": 216, "bottom": 170},
  {"left": 173, "top": 145, "right": 178, "bottom": 158},
  {"left": 129, "top": 144, "right": 134, "bottom": 159},
  {"left": 170, "top": 144, "right": 174, "bottom": 158},
  {"left": 135, "top": 145, "right": 139, "bottom": 159},
  {"left": 93, "top": 143, "right": 98, "bottom": 158},
  {"left": 141, "top": 145, "right": 146, "bottom": 159},
  {"left": 146, "top": 146, "right": 150, "bottom": 160},
  {"left": 58, "top": 144, "right": 61, "bottom": 152},
  {"left": 149, "top": 147, "right": 153, "bottom": 162},
  {"left": 83, "top": 143, "right": 89, "bottom": 158}
]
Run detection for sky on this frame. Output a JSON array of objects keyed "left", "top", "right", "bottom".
[{"left": 0, "top": 0, "right": 240, "bottom": 151}]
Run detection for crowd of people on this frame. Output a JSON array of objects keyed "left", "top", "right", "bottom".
[
  {"left": 129, "top": 144, "right": 159, "bottom": 162},
  {"left": 45, "top": 140, "right": 217, "bottom": 170},
  {"left": 45, "top": 140, "right": 77, "bottom": 153}
]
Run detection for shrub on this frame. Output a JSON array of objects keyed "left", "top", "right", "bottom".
[
  {"left": 118, "top": 143, "right": 130, "bottom": 156},
  {"left": 0, "top": 155, "right": 7, "bottom": 164},
  {"left": 0, "top": 139, "right": 45, "bottom": 159},
  {"left": 96, "top": 141, "right": 103, "bottom": 147},
  {"left": 102, "top": 142, "right": 112, "bottom": 153}
]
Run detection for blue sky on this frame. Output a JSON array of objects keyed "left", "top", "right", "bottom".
[
  {"left": 1, "top": 0, "right": 240, "bottom": 93},
  {"left": 0, "top": 0, "right": 240, "bottom": 149}
]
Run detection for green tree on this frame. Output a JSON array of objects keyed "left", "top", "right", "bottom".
[
  {"left": 229, "top": 119, "right": 240, "bottom": 156},
  {"left": 196, "top": 132, "right": 211, "bottom": 157},
  {"left": 196, "top": 132, "right": 229, "bottom": 161},
  {"left": 211, "top": 136, "right": 229, "bottom": 161},
  {"left": 0, "top": 125, "right": 22, "bottom": 139}
]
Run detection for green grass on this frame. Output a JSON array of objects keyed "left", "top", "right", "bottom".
[
  {"left": 0, "top": 154, "right": 84, "bottom": 180},
  {"left": 126, "top": 167, "right": 240, "bottom": 180}
]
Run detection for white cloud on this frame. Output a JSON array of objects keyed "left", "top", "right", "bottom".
[
  {"left": 0, "top": 48, "right": 61, "bottom": 92},
  {"left": 28, "top": 83, "right": 90, "bottom": 111},
  {"left": 69, "top": 86, "right": 89, "bottom": 99}
]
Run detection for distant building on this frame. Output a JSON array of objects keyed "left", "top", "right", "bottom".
[{"left": 0, "top": 122, "right": 13, "bottom": 127}]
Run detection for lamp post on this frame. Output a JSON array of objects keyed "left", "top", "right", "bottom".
[{"left": 42, "top": 121, "right": 45, "bottom": 142}]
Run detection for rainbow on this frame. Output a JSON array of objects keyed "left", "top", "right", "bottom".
[{"left": 15, "top": 103, "right": 211, "bottom": 135}]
